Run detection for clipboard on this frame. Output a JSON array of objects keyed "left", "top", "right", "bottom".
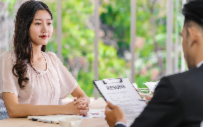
[
  {"left": 93, "top": 78, "right": 143, "bottom": 101},
  {"left": 93, "top": 78, "right": 123, "bottom": 101},
  {"left": 93, "top": 78, "right": 146, "bottom": 127}
]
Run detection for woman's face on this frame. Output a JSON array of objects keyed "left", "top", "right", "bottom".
[{"left": 29, "top": 10, "right": 53, "bottom": 46}]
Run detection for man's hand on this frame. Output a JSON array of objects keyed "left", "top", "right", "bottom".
[
  {"left": 135, "top": 88, "right": 154, "bottom": 104},
  {"left": 105, "top": 101, "right": 126, "bottom": 127},
  {"left": 146, "top": 92, "right": 154, "bottom": 101},
  {"left": 146, "top": 96, "right": 153, "bottom": 100}
]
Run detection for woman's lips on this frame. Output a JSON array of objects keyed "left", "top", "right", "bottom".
[{"left": 40, "top": 35, "right": 48, "bottom": 39}]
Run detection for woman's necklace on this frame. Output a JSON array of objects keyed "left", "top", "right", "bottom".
[
  {"left": 30, "top": 63, "right": 40, "bottom": 75},
  {"left": 30, "top": 53, "right": 44, "bottom": 75}
]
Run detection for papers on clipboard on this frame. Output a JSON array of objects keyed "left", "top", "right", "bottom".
[
  {"left": 27, "top": 109, "right": 105, "bottom": 123},
  {"left": 87, "top": 109, "right": 105, "bottom": 118},
  {"left": 94, "top": 78, "right": 146, "bottom": 127}
]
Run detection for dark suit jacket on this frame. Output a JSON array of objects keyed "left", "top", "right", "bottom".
[{"left": 116, "top": 65, "right": 203, "bottom": 127}]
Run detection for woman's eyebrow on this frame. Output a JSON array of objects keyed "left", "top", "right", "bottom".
[{"left": 34, "top": 19, "right": 52, "bottom": 21}]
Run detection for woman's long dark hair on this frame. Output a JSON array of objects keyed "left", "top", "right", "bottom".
[{"left": 12, "top": 0, "right": 53, "bottom": 89}]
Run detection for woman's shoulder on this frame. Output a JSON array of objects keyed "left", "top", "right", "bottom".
[
  {"left": 0, "top": 51, "right": 11, "bottom": 58},
  {"left": 45, "top": 51, "right": 56, "bottom": 56},
  {"left": 0, "top": 51, "right": 16, "bottom": 67},
  {"left": 0, "top": 51, "right": 16, "bottom": 62},
  {"left": 44, "top": 51, "right": 58, "bottom": 62}
]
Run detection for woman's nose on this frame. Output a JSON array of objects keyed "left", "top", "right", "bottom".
[{"left": 41, "top": 23, "right": 48, "bottom": 33}]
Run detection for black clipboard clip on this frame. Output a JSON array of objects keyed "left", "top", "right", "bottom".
[{"left": 102, "top": 78, "right": 123, "bottom": 84}]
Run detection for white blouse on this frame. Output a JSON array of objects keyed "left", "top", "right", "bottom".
[{"left": 0, "top": 52, "right": 78, "bottom": 105}]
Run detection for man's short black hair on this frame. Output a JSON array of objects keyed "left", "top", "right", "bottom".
[{"left": 182, "top": 0, "right": 203, "bottom": 31}]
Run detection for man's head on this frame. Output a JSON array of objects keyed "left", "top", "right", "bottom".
[{"left": 181, "top": 0, "right": 203, "bottom": 69}]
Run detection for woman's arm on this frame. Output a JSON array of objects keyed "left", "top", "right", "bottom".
[
  {"left": 3, "top": 92, "right": 88, "bottom": 118},
  {"left": 71, "top": 86, "right": 90, "bottom": 104}
]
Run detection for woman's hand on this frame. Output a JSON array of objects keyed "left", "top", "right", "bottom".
[
  {"left": 73, "top": 97, "right": 89, "bottom": 108},
  {"left": 73, "top": 97, "right": 89, "bottom": 116},
  {"left": 64, "top": 101, "right": 89, "bottom": 116}
]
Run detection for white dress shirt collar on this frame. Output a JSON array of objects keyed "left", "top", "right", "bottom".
[{"left": 197, "top": 60, "right": 203, "bottom": 68}]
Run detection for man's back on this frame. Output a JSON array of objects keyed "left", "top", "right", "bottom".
[
  {"left": 105, "top": 1, "right": 203, "bottom": 126},
  {"left": 129, "top": 65, "right": 203, "bottom": 127}
]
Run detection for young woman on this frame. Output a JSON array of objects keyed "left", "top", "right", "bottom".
[{"left": 0, "top": 1, "right": 89, "bottom": 118}]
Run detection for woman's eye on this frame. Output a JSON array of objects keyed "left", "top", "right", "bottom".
[
  {"left": 48, "top": 23, "right": 52, "bottom": 25},
  {"left": 36, "top": 23, "right": 41, "bottom": 25}
]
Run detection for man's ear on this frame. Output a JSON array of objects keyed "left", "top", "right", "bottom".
[{"left": 187, "top": 27, "right": 198, "bottom": 47}]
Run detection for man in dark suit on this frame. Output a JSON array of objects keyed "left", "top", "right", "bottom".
[{"left": 105, "top": 0, "right": 203, "bottom": 127}]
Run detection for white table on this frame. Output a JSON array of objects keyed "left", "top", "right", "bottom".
[{"left": 0, "top": 98, "right": 109, "bottom": 127}]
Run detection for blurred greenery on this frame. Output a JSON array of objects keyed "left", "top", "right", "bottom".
[
  {"left": 3, "top": 0, "right": 183, "bottom": 97},
  {"left": 45, "top": 0, "right": 129, "bottom": 97}
]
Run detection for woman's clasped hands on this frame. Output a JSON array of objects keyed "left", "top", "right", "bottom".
[{"left": 65, "top": 97, "right": 89, "bottom": 116}]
